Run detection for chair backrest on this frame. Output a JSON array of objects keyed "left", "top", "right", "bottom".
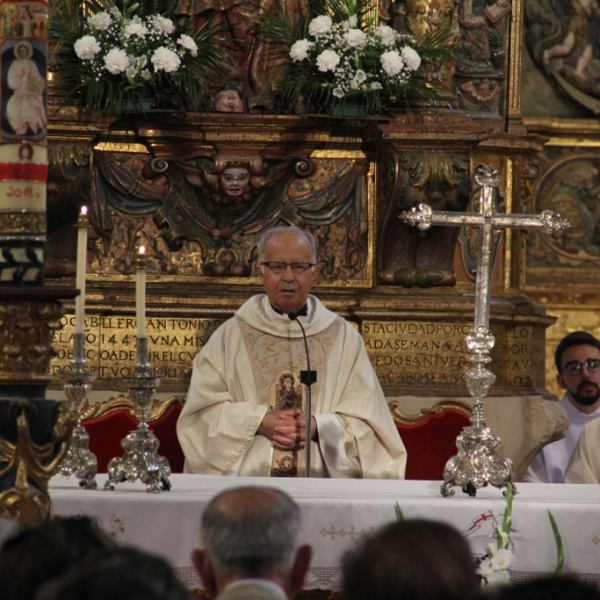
[
  {"left": 390, "top": 400, "right": 472, "bottom": 480},
  {"left": 80, "top": 395, "right": 186, "bottom": 473}
]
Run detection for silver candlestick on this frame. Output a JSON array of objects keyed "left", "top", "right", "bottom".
[
  {"left": 57, "top": 333, "right": 99, "bottom": 490},
  {"left": 104, "top": 337, "right": 171, "bottom": 494}
]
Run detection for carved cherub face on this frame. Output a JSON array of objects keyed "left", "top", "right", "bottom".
[
  {"left": 219, "top": 167, "right": 250, "bottom": 197},
  {"left": 214, "top": 90, "right": 244, "bottom": 113}
]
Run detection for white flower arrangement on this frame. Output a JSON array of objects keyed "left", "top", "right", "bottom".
[
  {"left": 51, "top": 0, "right": 229, "bottom": 112},
  {"left": 288, "top": 14, "right": 421, "bottom": 112},
  {"left": 259, "top": 0, "right": 454, "bottom": 115},
  {"left": 73, "top": 1, "right": 196, "bottom": 106}
]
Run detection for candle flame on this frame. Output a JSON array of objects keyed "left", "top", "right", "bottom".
[
  {"left": 139, "top": 245, "right": 146, "bottom": 255},
  {"left": 81, "top": 206, "right": 88, "bottom": 216}
]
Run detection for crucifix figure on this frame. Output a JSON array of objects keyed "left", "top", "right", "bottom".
[{"left": 401, "top": 163, "right": 570, "bottom": 498}]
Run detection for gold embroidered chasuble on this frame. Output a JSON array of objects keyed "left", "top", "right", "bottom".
[{"left": 177, "top": 294, "right": 407, "bottom": 478}]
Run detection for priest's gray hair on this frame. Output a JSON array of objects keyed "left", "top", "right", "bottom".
[
  {"left": 200, "top": 486, "right": 301, "bottom": 578},
  {"left": 257, "top": 226, "right": 317, "bottom": 264}
]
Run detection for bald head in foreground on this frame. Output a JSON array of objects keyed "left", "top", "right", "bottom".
[{"left": 193, "top": 486, "right": 312, "bottom": 600}]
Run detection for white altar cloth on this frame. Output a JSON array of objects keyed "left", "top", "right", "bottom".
[{"left": 49, "top": 475, "right": 600, "bottom": 590}]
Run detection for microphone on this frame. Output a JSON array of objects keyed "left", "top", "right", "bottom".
[{"left": 288, "top": 306, "right": 316, "bottom": 478}]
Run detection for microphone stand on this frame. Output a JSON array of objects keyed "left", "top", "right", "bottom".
[{"left": 289, "top": 311, "right": 316, "bottom": 478}]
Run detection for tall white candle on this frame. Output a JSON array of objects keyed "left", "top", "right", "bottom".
[
  {"left": 74, "top": 206, "right": 89, "bottom": 335},
  {"left": 136, "top": 246, "right": 147, "bottom": 339}
]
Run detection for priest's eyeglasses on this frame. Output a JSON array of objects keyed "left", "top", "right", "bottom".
[
  {"left": 262, "top": 262, "right": 315, "bottom": 274},
  {"left": 562, "top": 359, "right": 600, "bottom": 376}
]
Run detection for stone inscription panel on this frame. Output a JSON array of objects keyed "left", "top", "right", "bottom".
[
  {"left": 50, "top": 315, "right": 225, "bottom": 390},
  {"left": 364, "top": 321, "right": 533, "bottom": 391}
]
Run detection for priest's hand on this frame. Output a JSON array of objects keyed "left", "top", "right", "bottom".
[{"left": 258, "top": 409, "right": 309, "bottom": 451}]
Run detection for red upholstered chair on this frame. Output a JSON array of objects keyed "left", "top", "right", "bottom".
[
  {"left": 80, "top": 395, "right": 186, "bottom": 473},
  {"left": 390, "top": 400, "right": 472, "bottom": 480}
]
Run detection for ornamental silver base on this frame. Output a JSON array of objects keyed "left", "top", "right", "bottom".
[
  {"left": 104, "top": 424, "right": 171, "bottom": 494},
  {"left": 58, "top": 424, "right": 98, "bottom": 490},
  {"left": 441, "top": 401, "right": 516, "bottom": 498}
]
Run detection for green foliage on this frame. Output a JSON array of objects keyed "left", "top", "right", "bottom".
[{"left": 548, "top": 510, "right": 564, "bottom": 575}]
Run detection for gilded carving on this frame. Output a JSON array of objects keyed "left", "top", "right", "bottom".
[
  {"left": 60, "top": 151, "right": 372, "bottom": 284},
  {"left": 378, "top": 152, "right": 470, "bottom": 287},
  {"left": 0, "top": 399, "right": 76, "bottom": 526},
  {"left": 0, "top": 213, "right": 45, "bottom": 234},
  {"left": 0, "top": 300, "right": 64, "bottom": 380},
  {"left": 527, "top": 153, "right": 600, "bottom": 270}
]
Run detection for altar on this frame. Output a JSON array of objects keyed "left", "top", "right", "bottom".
[{"left": 49, "top": 475, "right": 600, "bottom": 590}]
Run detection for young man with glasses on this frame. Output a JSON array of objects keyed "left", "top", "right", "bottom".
[
  {"left": 177, "top": 226, "right": 407, "bottom": 478},
  {"left": 523, "top": 331, "right": 600, "bottom": 483}
]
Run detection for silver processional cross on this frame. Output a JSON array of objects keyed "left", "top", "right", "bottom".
[{"left": 401, "top": 163, "right": 569, "bottom": 498}]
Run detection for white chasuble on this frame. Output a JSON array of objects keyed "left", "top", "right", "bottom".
[{"left": 177, "top": 294, "right": 407, "bottom": 479}]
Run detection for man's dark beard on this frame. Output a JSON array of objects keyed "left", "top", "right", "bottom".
[{"left": 572, "top": 382, "right": 600, "bottom": 406}]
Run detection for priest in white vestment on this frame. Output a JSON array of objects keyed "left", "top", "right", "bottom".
[
  {"left": 177, "top": 226, "right": 407, "bottom": 478},
  {"left": 522, "top": 331, "right": 600, "bottom": 483}
]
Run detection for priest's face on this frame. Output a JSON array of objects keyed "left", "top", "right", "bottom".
[
  {"left": 557, "top": 343, "right": 600, "bottom": 414},
  {"left": 260, "top": 232, "right": 320, "bottom": 314}
]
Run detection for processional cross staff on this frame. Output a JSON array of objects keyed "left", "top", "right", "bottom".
[{"left": 401, "top": 163, "right": 570, "bottom": 498}]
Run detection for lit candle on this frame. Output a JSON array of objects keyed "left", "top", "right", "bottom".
[
  {"left": 136, "top": 246, "right": 147, "bottom": 339},
  {"left": 74, "top": 206, "right": 89, "bottom": 335}
]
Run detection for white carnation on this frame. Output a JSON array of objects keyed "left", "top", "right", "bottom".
[
  {"left": 104, "top": 48, "right": 129, "bottom": 74},
  {"left": 123, "top": 21, "right": 148, "bottom": 38},
  {"left": 374, "top": 25, "right": 397, "bottom": 46},
  {"left": 401, "top": 45, "right": 421, "bottom": 71},
  {"left": 74, "top": 35, "right": 101, "bottom": 60},
  {"left": 332, "top": 87, "right": 345, "bottom": 98},
  {"left": 151, "top": 46, "right": 181, "bottom": 72},
  {"left": 290, "top": 39, "right": 312, "bottom": 62},
  {"left": 308, "top": 15, "right": 332, "bottom": 37},
  {"left": 380, "top": 50, "right": 404, "bottom": 75},
  {"left": 177, "top": 34, "right": 198, "bottom": 57},
  {"left": 150, "top": 15, "right": 175, "bottom": 35},
  {"left": 316, "top": 49, "right": 340, "bottom": 72},
  {"left": 343, "top": 28, "right": 368, "bottom": 49},
  {"left": 87, "top": 12, "right": 112, "bottom": 31}
]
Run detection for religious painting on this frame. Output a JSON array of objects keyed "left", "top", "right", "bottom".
[
  {"left": 276, "top": 372, "right": 303, "bottom": 410},
  {"left": 0, "top": 38, "right": 46, "bottom": 141},
  {"left": 523, "top": 0, "right": 600, "bottom": 117}
]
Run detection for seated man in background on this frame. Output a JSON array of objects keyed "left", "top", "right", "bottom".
[
  {"left": 341, "top": 519, "right": 482, "bottom": 600},
  {"left": 523, "top": 331, "right": 600, "bottom": 483},
  {"left": 192, "top": 486, "right": 312, "bottom": 600},
  {"left": 178, "top": 225, "right": 406, "bottom": 478}
]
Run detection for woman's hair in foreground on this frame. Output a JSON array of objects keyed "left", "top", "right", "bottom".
[{"left": 341, "top": 519, "right": 481, "bottom": 600}]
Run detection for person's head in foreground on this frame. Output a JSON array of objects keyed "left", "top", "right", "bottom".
[
  {"left": 34, "top": 546, "right": 190, "bottom": 600},
  {"left": 0, "top": 516, "right": 117, "bottom": 600},
  {"left": 193, "top": 486, "right": 312, "bottom": 599},
  {"left": 341, "top": 519, "right": 481, "bottom": 600}
]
